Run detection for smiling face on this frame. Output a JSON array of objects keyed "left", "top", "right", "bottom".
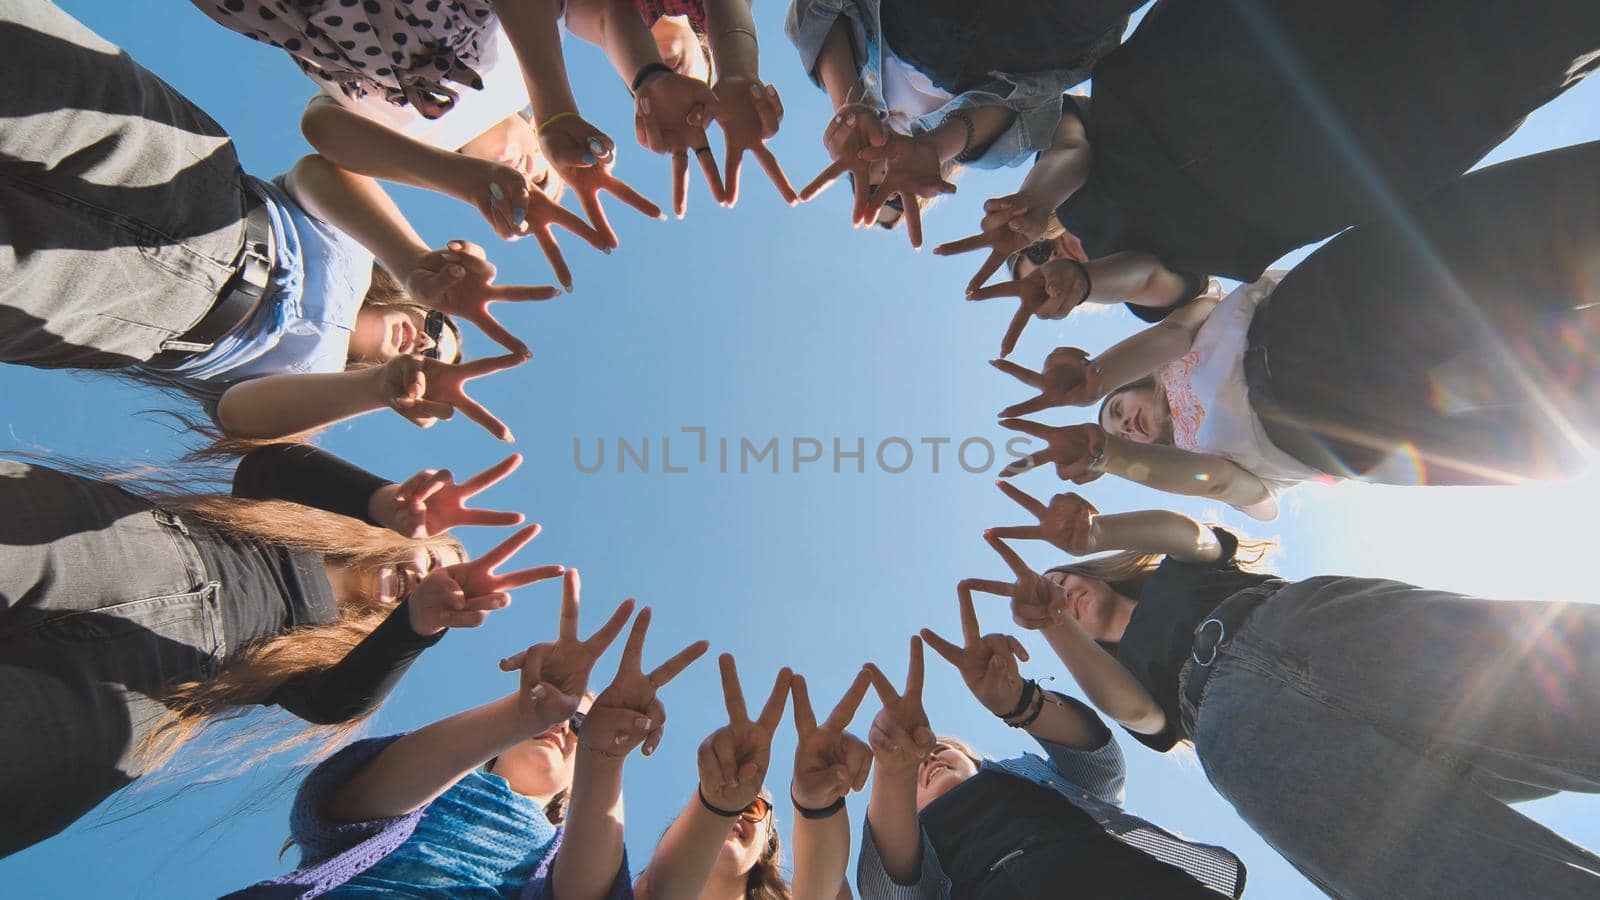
[
  {"left": 372, "top": 544, "right": 462, "bottom": 605},
  {"left": 1099, "top": 383, "right": 1173, "bottom": 445},
  {"left": 652, "top": 16, "right": 710, "bottom": 82},
  {"left": 713, "top": 792, "right": 776, "bottom": 880},
  {"left": 1043, "top": 571, "right": 1136, "bottom": 643},
  {"left": 914, "top": 741, "right": 981, "bottom": 810},
  {"left": 492, "top": 696, "right": 593, "bottom": 801},
  {"left": 349, "top": 306, "right": 461, "bottom": 365}
]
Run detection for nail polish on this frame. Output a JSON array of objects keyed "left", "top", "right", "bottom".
[
  {"left": 488, "top": 183, "right": 504, "bottom": 201},
  {"left": 587, "top": 137, "right": 607, "bottom": 156},
  {"left": 582, "top": 153, "right": 598, "bottom": 165}
]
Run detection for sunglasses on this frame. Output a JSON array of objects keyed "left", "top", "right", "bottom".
[
  {"left": 421, "top": 310, "right": 447, "bottom": 361},
  {"left": 568, "top": 710, "right": 586, "bottom": 734},
  {"left": 739, "top": 795, "right": 773, "bottom": 824},
  {"left": 1022, "top": 241, "right": 1056, "bottom": 266}
]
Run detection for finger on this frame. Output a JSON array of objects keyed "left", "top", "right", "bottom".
[
  {"left": 578, "top": 188, "right": 619, "bottom": 251},
  {"left": 467, "top": 310, "right": 531, "bottom": 358},
  {"left": 931, "top": 232, "right": 990, "bottom": 257},
  {"left": 958, "top": 582, "right": 981, "bottom": 645},
  {"left": 583, "top": 597, "right": 636, "bottom": 656},
  {"left": 999, "top": 448, "right": 1050, "bottom": 478},
  {"left": 711, "top": 729, "right": 740, "bottom": 786},
  {"left": 995, "top": 479, "right": 1048, "bottom": 518},
  {"left": 966, "top": 280, "right": 1026, "bottom": 301},
  {"left": 719, "top": 653, "right": 749, "bottom": 724},
  {"left": 959, "top": 577, "right": 1015, "bottom": 598},
  {"left": 396, "top": 399, "right": 456, "bottom": 422},
  {"left": 999, "top": 302, "right": 1033, "bottom": 359},
  {"left": 530, "top": 227, "right": 574, "bottom": 294},
  {"left": 998, "top": 392, "right": 1060, "bottom": 418},
  {"left": 648, "top": 638, "right": 710, "bottom": 687},
  {"left": 790, "top": 673, "right": 817, "bottom": 735},
  {"left": 984, "top": 533, "right": 1033, "bottom": 580},
  {"left": 863, "top": 663, "right": 900, "bottom": 706},
  {"left": 722, "top": 143, "right": 743, "bottom": 206},
  {"left": 1006, "top": 634, "right": 1030, "bottom": 663},
  {"left": 499, "top": 647, "right": 530, "bottom": 672},
  {"left": 460, "top": 351, "right": 530, "bottom": 378},
  {"left": 988, "top": 357, "right": 1043, "bottom": 389},
  {"left": 964, "top": 249, "right": 1008, "bottom": 295},
  {"left": 756, "top": 667, "right": 791, "bottom": 733},
  {"left": 620, "top": 606, "right": 650, "bottom": 674},
  {"left": 460, "top": 590, "right": 512, "bottom": 612},
  {"left": 987, "top": 524, "right": 1046, "bottom": 541},
  {"left": 751, "top": 145, "right": 798, "bottom": 205},
  {"left": 544, "top": 203, "right": 611, "bottom": 252},
  {"left": 998, "top": 417, "right": 1055, "bottom": 440},
  {"left": 902, "top": 190, "right": 923, "bottom": 250},
  {"left": 458, "top": 453, "right": 522, "bottom": 495},
  {"left": 693, "top": 141, "right": 726, "bottom": 203},
  {"left": 919, "top": 628, "right": 964, "bottom": 667},
  {"left": 848, "top": 742, "right": 872, "bottom": 791},
  {"left": 824, "top": 666, "right": 873, "bottom": 731},
  {"left": 672, "top": 152, "right": 689, "bottom": 218},
  {"left": 604, "top": 172, "right": 664, "bottom": 220},
  {"left": 558, "top": 568, "right": 580, "bottom": 641},
  {"left": 451, "top": 392, "right": 514, "bottom": 443},
  {"left": 752, "top": 85, "right": 781, "bottom": 133},
  {"left": 393, "top": 469, "right": 438, "bottom": 501},
  {"left": 799, "top": 159, "right": 847, "bottom": 202},
  {"left": 905, "top": 635, "right": 924, "bottom": 700},
  {"left": 487, "top": 564, "right": 566, "bottom": 592},
  {"left": 437, "top": 609, "right": 491, "bottom": 629}
]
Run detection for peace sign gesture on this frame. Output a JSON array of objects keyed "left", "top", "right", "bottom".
[
  {"left": 799, "top": 105, "right": 888, "bottom": 225},
  {"left": 634, "top": 70, "right": 726, "bottom": 215},
  {"left": 962, "top": 533, "right": 1071, "bottom": 633},
  {"left": 864, "top": 637, "right": 936, "bottom": 776},
  {"left": 790, "top": 669, "right": 873, "bottom": 810},
  {"left": 583, "top": 607, "right": 709, "bottom": 758},
  {"left": 999, "top": 419, "right": 1107, "bottom": 484},
  {"left": 920, "top": 583, "right": 1030, "bottom": 717},
  {"left": 555, "top": 159, "right": 666, "bottom": 252},
  {"left": 711, "top": 76, "right": 797, "bottom": 207},
  {"left": 856, "top": 133, "right": 957, "bottom": 249},
  {"left": 967, "top": 259, "right": 1093, "bottom": 358},
  {"left": 989, "top": 482, "right": 1101, "bottom": 556},
  {"left": 698, "top": 655, "right": 792, "bottom": 811},
  {"left": 408, "top": 524, "right": 564, "bottom": 636},
  {"left": 498, "top": 569, "right": 635, "bottom": 732},
  {"left": 375, "top": 453, "right": 525, "bottom": 539},
  {"left": 991, "top": 347, "right": 1104, "bottom": 417},
  {"left": 932, "top": 191, "right": 1057, "bottom": 295},
  {"left": 404, "top": 241, "right": 564, "bottom": 351},
  {"left": 381, "top": 352, "right": 528, "bottom": 443}
]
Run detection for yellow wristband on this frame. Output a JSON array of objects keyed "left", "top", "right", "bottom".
[{"left": 536, "top": 111, "right": 580, "bottom": 134}]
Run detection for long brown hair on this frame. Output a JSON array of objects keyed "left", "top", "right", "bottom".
[
  {"left": 744, "top": 804, "right": 792, "bottom": 900},
  {"left": 1097, "top": 375, "right": 1175, "bottom": 446}
]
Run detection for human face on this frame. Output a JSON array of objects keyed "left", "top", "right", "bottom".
[
  {"left": 715, "top": 793, "right": 774, "bottom": 878},
  {"left": 652, "top": 16, "right": 710, "bottom": 82},
  {"left": 373, "top": 544, "right": 461, "bottom": 604},
  {"left": 915, "top": 742, "right": 980, "bottom": 809},
  {"left": 1099, "top": 385, "right": 1171, "bottom": 444},
  {"left": 350, "top": 306, "right": 460, "bottom": 364},
  {"left": 494, "top": 697, "right": 591, "bottom": 799},
  {"left": 1013, "top": 235, "right": 1080, "bottom": 280},
  {"left": 1043, "top": 571, "right": 1134, "bottom": 643}
]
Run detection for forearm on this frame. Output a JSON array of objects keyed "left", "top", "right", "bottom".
[
  {"left": 637, "top": 797, "right": 735, "bottom": 900},
  {"left": 568, "top": 0, "right": 664, "bottom": 86},
  {"left": 1016, "top": 116, "right": 1090, "bottom": 209},
  {"left": 922, "top": 105, "right": 1015, "bottom": 163},
  {"left": 299, "top": 100, "right": 475, "bottom": 197},
  {"left": 1098, "top": 438, "right": 1272, "bottom": 509},
  {"left": 1087, "top": 510, "right": 1223, "bottom": 563},
  {"left": 1088, "top": 322, "right": 1196, "bottom": 397},
  {"left": 493, "top": 0, "right": 581, "bottom": 120},
  {"left": 815, "top": 18, "right": 864, "bottom": 108},
  {"left": 271, "top": 598, "right": 442, "bottom": 724},
  {"left": 1039, "top": 622, "right": 1165, "bottom": 735},
  {"left": 553, "top": 751, "right": 628, "bottom": 900},
  {"left": 1019, "top": 689, "right": 1109, "bottom": 750},
  {"left": 791, "top": 807, "right": 852, "bottom": 900},
  {"left": 705, "top": 0, "right": 760, "bottom": 79},
  {"left": 285, "top": 154, "right": 430, "bottom": 279},
  {"left": 863, "top": 770, "right": 922, "bottom": 884},
  {"left": 215, "top": 369, "right": 386, "bottom": 439},
  {"left": 1084, "top": 251, "right": 1197, "bottom": 310},
  {"left": 233, "top": 443, "right": 389, "bottom": 525},
  {"left": 327, "top": 694, "right": 554, "bottom": 822}
]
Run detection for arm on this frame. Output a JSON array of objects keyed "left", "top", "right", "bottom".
[
  {"left": 633, "top": 797, "right": 737, "bottom": 900},
  {"left": 233, "top": 443, "right": 390, "bottom": 526},
  {"left": 1088, "top": 510, "right": 1225, "bottom": 564},
  {"left": 271, "top": 599, "right": 444, "bottom": 726},
  {"left": 1087, "top": 290, "right": 1216, "bottom": 393},
  {"left": 1037, "top": 618, "right": 1167, "bottom": 737},
  {"left": 551, "top": 751, "right": 629, "bottom": 900},
  {"left": 564, "top": 0, "right": 664, "bottom": 86},
  {"left": 299, "top": 97, "right": 487, "bottom": 202},
  {"left": 1017, "top": 110, "right": 1091, "bottom": 213},
  {"left": 919, "top": 105, "right": 1017, "bottom": 166},
  {"left": 705, "top": 0, "right": 761, "bottom": 79},
  {"left": 814, "top": 16, "right": 866, "bottom": 108},
  {"left": 490, "top": 0, "right": 582, "bottom": 126},
  {"left": 284, "top": 154, "right": 431, "bottom": 283},
  {"left": 863, "top": 766, "right": 924, "bottom": 887},
  {"left": 215, "top": 367, "right": 389, "bottom": 439},
  {"left": 1097, "top": 437, "right": 1274, "bottom": 510},
  {"left": 1083, "top": 251, "right": 1207, "bottom": 315},
  {"left": 792, "top": 809, "right": 853, "bottom": 900}
]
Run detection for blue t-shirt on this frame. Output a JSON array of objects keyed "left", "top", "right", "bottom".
[
  {"left": 156, "top": 174, "right": 374, "bottom": 405},
  {"left": 326, "top": 769, "right": 558, "bottom": 899}
]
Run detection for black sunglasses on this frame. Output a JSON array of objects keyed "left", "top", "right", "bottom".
[
  {"left": 567, "top": 710, "right": 586, "bottom": 734},
  {"left": 422, "top": 310, "right": 447, "bottom": 361},
  {"left": 1022, "top": 241, "right": 1056, "bottom": 266}
]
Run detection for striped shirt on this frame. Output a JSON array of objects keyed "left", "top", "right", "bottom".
[{"left": 856, "top": 696, "right": 1245, "bottom": 898}]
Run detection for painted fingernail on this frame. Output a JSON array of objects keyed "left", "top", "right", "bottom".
[
  {"left": 529, "top": 685, "right": 545, "bottom": 700},
  {"left": 448, "top": 265, "right": 464, "bottom": 276},
  {"left": 639, "top": 97, "right": 652, "bottom": 114},
  {"left": 588, "top": 137, "right": 607, "bottom": 156},
  {"left": 488, "top": 183, "right": 504, "bottom": 201},
  {"left": 582, "top": 153, "right": 598, "bottom": 165},
  {"left": 766, "top": 85, "right": 777, "bottom": 97},
  {"left": 750, "top": 83, "right": 763, "bottom": 97},
  {"left": 513, "top": 208, "right": 526, "bottom": 227},
  {"left": 601, "top": 246, "right": 612, "bottom": 255},
  {"left": 561, "top": 281, "right": 573, "bottom": 294},
  {"left": 634, "top": 716, "right": 652, "bottom": 729},
  {"left": 613, "top": 735, "right": 625, "bottom": 745}
]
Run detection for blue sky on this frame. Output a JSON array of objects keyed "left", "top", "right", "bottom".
[{"left": 3, "top": 2, "right": 1598, "bottom": 897}]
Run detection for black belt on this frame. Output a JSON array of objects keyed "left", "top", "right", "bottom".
[
  {"left": 1179, "top": 583, "right": 1280, "bottom": 733},
  {"left": 148, "top": 194, "right": 275, "bottom": 366}
]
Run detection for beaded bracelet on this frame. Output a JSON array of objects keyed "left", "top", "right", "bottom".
[
  {"left": 943, "top": 109, "right": 977, "bottom": 163},
  {"left": 998, "top": 678, "right": 1039, "bottom": 721},
  {"left": 1011, "top": 689, "right": 1047, "bottom": 729}
]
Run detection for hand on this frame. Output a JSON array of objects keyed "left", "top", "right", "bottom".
[
  {"left": 583, "top": 607, "right": 709, "bottom": 758},
  {"left": 855, "top": 132, "right": 956, "bottom": 249},
  {"left": 998, "top": 418, "right": 1107, "bottom": 483},
  {"left": 379, "top": 352, "right": 528, "bottom": 442},
  {"left": 498, "top": 569, "right": 635, "bottom": 732},
  {"left": 967, "top": 259, "right": 1094, "bottom": 358},
  {"left": 408, "top": 524, "right": 564, "bottom": 636},
  {"left": 450, "top": 159, "right": 609, "bottom": 287},
  {"left": 555, "top": 159, "right": 665, "bottom": 252},
  {"left": 789, "top": 669, "right": 873, "bottom": 810},
  {"left": 989, "top": 482, "right": 1100, "bottom": 556},
  {"left": 991, "top": 347, "right": 1103, "bottom": 417},
  {"left": 863, "top": 636, "right": 936, "bottom": 776},
  {"left": 962, "top": 533, "right": 1072, "bottom": 632},
  {"left": 405, "top": 241, "right": 561, "bottom": 355},
  {"left": 698, "top": 655, "right": 792, "bottom": 812},
  {"left": 373, "top": 453, "right": 526, "bottom": 539},
  {"left": 932, "top": 191, "right": 1055, "bottom": 293},
  {"left": 920, "top": 583, "right": 1031, "bottom": 717},
  {"left": 798, "top": 104, "right": 887, "bottom": 224},
  {"left": 537, "top": 110, "right": 616, "bottom": 173},
  {"left": 634, "top": 70, "right": 726, "bottom": 215},
  {"left": 711, "top": 75, "right": 796, "bottom": 207}
]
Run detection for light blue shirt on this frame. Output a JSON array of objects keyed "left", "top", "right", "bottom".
[
  {"left": 157, "top": 174, "right": 374, "bottom": 402},
  {"left": 784, "top": 0, "right": 1102, "bottom": 168}
]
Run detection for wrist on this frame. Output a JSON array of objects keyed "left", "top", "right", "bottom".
[
  {"left": 791, "top": 789, "right": 847, "bottom": 820},
  {"left": 367, "top": 483, "right": 402, "bottom": 529}
]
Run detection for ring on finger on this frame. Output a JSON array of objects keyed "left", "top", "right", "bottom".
[{"left": 693, "top": 146, "right": 713, "bottom": 156}]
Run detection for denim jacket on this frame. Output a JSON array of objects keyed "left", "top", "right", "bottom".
[
  {"left": 854, "top": 695, "right": 1246, "bottom": 898},
  {"left": 783, "top": 0, "right": 1103, "bottom": 168}
]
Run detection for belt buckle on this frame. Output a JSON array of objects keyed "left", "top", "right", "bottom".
[{"left": 1192, "top": 617, "right": 1226, "bottom": 666}]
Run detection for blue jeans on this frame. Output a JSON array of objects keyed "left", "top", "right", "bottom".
[
  {"left": 0, "top": 1, "right": 248, "bottom": 369},
  {"left": 1191, "top": 576, "right": 1600, "bottom": 899}
]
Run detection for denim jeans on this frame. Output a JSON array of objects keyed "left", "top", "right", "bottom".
[
  {"left": 0, "top": 1, "right": 248, "bottom": 369},
  {"left": 0, "top": 461, "right": 224, "bottom": 857},
  {"left": 1190, "top": 576, "right": 1600, "bottom": 899}
]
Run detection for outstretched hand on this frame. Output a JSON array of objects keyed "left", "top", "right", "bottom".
[
  {"left": 991, "top": 347, "right": 1103, "bottom": 417},
  {"left": 381, "top": 352, "right": 528, "bottom": 442},
  {"left": 863, "top": 636, "right": 936, "bottom": 776},
  {"left": 711, "top": 75, "right": 796, "bottom": 207},
  {"left": 498, "top": 569, "right": 635, "bottom": 731},
  {"left": 408, "top": 524, "right": 564, "bottom": 636},
  {"left": 962, "top": 533, "right": 1071, "bottom": 632},
  {"left": 556, "top": 159, "right": 665, "bottom": 253},
  {"left": 634, "top": 69, "right": 724, "bottom": 217},
  {"left": 374, "top": 453, "right": 526, "bottom": 539},
  {"left": 799, "top": 104, "right": 887, "bottom": 224},
  {"left": 998, "top": 418, "right": 1107, "bottom": 484},
  {"left": 967, "top": 259, "right": 1094, "bottom": 358},
  {"left": 932, "top": 191, "right": 1057, "bottom": 294},
  {"left": 790, "top": 669, "right": 873, "bottom": 810},
  {"left": 921, "top": 583, "right": 1030, "bottom": 717},
  {"left": 698, "top": 655, "right": 792, "bottom": 812},
  {"left": 451, "top": 163, "right": 609, "bottom": 291},
  {"left": 583, "top": 607, "right": 709, "bottom": 758},
  {"left": 405, "top": 241, "right": 562, "bottom": 355},
  {"left": 855, "top": 132, "right": 956, "bottom": 249},
  {"left": 989, "top": 481, "right": 1100, "bottom": 556}
]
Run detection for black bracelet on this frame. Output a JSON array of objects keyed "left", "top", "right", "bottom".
[
  {"left": 631, "top": 61, "right": 674, "bottom": 94},
  {"left": 998, "top": 678, "right": 1038, "bottom": 721},
  {"left": 943, "top": 109, "right": 978, "bottom": 163},
  {"left": 698, "top": 786, "right": 742, "bottom": 818},
  {"left": 1063, "top": 257, "right": 1093, "bottom": 306},
  {"left": 792, "top": 792, "right": 847, "bottom": 820},
  {"left": 1010, "top": 689, "right": 1048, "bottom": 729}
]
